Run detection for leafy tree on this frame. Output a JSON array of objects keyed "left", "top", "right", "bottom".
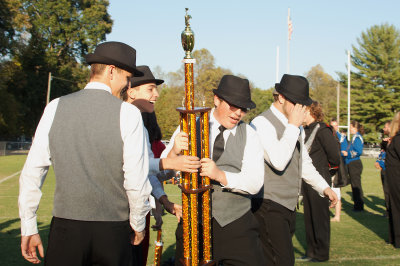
[
  {"left": 339, "top": 24, "right": 400, "bottom": 143},
  {"left": 306, "top": 65, "right": 340, "bottom": 123},
  {"left": 0, "top": 0, "right": 112, "bottom": 139},
  {"left": 243, "top": 87, "right": 274, "bottom": 123}
]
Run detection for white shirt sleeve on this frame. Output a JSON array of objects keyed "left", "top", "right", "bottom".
[
  {"left": 160, "top": 126, "right": 180, "bottom": 159},
  {"left": 120, "top": 102, "right": 152, "bottom": 232},
  {"left": 18, "top": 98, "right": 59, "bottom": 236},
  {"left": 250, "top": 116, "right": 300, "bottom": 171},
  {"left": 300, "top": 128, "right": 329, "bottom": 196},
  {"left": 223, "top": 125, "right": 264, "bottom": 195}
]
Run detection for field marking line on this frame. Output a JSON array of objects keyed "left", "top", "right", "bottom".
[
  {"left": 0, "top": 170, "right": 21, "bottom": 184},
  {"left": 296, "top": 255, "right": 400, "bottom": 262}
]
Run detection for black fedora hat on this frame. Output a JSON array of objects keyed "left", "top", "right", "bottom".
[
  {"left": 213, "top": 75, "right": 256, "bottom": 110},
  {"left": 85, "top": 41, "right": 143, "bottom": 77},
  {"left": 130, "top": 66, "right": 164, "bottom": 87},
  {"left": 275, "top": 74, "right": 313, "bottom": 106}
]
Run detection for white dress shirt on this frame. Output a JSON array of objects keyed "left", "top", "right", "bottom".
[
  {"left": 18, "top": 82, "right": 152, "bottom": 236},
  {"left": 161, "top": 109, "right": 264, "bottom": 195},
  {"left": 250, "top": 104, "right": 329, "bottom": 195}
]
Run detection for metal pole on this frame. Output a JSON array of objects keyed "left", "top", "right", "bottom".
[
  {"left": 347, "top": 51, "right": 351, "bottom": 141},
  {"left": 276, "top": 46, "right": 280, "bottom": 82},
  {"left": 337, "top": 83, "right": 340, "bottom": 124},
  {"left": 287, "top": 8, "right": 290, "bottom": 74},
  {"left": 46, "top": 72, "right": 52, "bottom": 105}
]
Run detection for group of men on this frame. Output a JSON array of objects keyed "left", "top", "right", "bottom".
[{"left": 18, "top": 41, "right": 338, "bottom": 266}]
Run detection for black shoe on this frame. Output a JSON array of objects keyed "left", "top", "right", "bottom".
[{"left": 353, "top": 208, "right": 364, "bottom": 212}]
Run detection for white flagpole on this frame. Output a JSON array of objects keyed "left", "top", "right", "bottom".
[
  {"left": 276, "top": 46, "right": 280, "bottom": 82},
  {"left": 287, "top": 8, "right": 290, "bottom": 74},
  {"left": 347, "top": 50, "right": 351, "bottom": 141}
]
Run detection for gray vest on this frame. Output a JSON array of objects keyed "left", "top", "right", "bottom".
[
  {"left": 210, "top": 121, "right": 249, "bottom": 227},
  {"left": 260, "top": 108, "right": 302, "bottom": 211},
  {"left": 49, "top": 89, "right": 128, "bottom": 221}
]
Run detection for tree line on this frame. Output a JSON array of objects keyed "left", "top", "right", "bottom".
[{"left": 1, "top": 1, "right": 399, "bottom": 143}]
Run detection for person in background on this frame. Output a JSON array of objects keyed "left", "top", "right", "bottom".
[
  {"left": 302, "top": 102, "right": 340, "bottom": 262},
  {"left": 375, "top": 121, "right": 391, "bottom": 216},
  {"left": 121, "top": 65, "right": 196, "bottom": 265},
  {"left": 385, "top": 112, "right": 400, "bottom": 248},
  {"left": 342, "top": 120, "right": 365, "bottom": 212},
  {"left": 329, "top": 118, "right": 347, "bottom": 222}
]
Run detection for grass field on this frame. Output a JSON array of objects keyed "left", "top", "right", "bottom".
[{"left": 1, "top": 155, "right": 399, "bottom": 265}]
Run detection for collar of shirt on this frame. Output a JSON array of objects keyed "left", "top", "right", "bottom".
[
  {"left": 209, "top": 108, "right": 238, "bottom": 154},
  {"left": 84, "top": 82, "right": 112, "bottom": 94},
  {"left": 270, "top": 104, "right": 289, "bottom": 126}
]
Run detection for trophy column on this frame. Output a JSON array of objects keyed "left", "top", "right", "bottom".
[{"left": 177, "top": 8, "right": 214, "bottom": 266}]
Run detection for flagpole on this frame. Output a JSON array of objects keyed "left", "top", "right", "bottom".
[
  {"left": 347, "top": 50, "right": 351, "bottom": 141},
  {"left": 287, "top": 8, "right": 290, "bottom": 74},
  {"left": 276, "top": 46, "right": 280, "bottom": 82}
]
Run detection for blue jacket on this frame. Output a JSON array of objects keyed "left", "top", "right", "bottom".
[
  {"left": 344, "top": 132, "right": 364, "bottom": 165},
  {"left": 336, "top": 131, "right": 348, "bottom": 152},
  {"left": 376, "top": 150, "right": 386, "bottom": 170}
]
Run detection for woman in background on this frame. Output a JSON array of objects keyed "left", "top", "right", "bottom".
[
  {"left": 342, "top": 121, "right": 365, "bottom": 211},
  {"left": 386, "top": 111, "right": 400, "bottom": 248},
  {"left": 302, "top": 102, "right": 340, "bottom": 262}
]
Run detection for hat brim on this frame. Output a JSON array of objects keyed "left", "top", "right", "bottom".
[
  {"left": 132, "top": 79, "right": 164, "bottom": 88},
  {"left": 85, "top": 54, "right": 143, "bottom": 77},
  {"left": 213, "top": 89, "right": 256, "bottom": 110},
  {"left": 275, "top": 84, "right": 313, "bottom": 106}
]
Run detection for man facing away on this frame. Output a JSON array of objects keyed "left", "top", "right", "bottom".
[
  {"left": 162, "top": 75, "right": 265, "bottom": 265},
  {"left": 250, "top": 74, "right": 338, "bottom": 266},
  {"left": 18, "top": 41, "right": 152, "bottom": 266}
]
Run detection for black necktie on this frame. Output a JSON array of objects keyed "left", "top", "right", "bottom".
[{"left": 213, "top": 125, "right": 226, "bottom": 162}]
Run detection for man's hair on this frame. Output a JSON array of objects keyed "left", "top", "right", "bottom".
[
  {"left": 389, "top": 111, "right": 400, "bottom": 138},
  {"left": 351, "top": 120, "right": 365, "bottom": 135},
  {"left": 89, "top": 63, "right": 124, "bottom": 79},
  {"left": 308, "top": 101, "right": 324, "bottom": 122},
  {"left": 330, "top": 118, "right": 337, "bottom": 123}
]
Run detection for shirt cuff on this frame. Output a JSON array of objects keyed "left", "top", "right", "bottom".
[
  {"left": 149, "top": 158, "right": 160, "bottom": 175},
  {"left": 316, "top": 181, "right": 330, "bottom": 197},
  {"left": 285, "top": 124, "right": 301, "bottom": 136},
  {"left": 20, "top": 216, "right": 38, "bottom": 236},
  {"left": 130, "top": 215, "right": 146, "bottom": 232}
]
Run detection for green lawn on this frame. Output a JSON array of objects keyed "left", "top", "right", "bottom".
[{"left": 1, "top": 156, "right": 399, "bottom": 265}]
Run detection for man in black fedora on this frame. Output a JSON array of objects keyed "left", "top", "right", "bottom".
[
  {"left": 163, "top": 74, "right": 265, "bottom": 265},
  {"left": 19, "top": 41, "right": 152, "bottom": 266},
  {"left": 250, "top": 74, "right": 338, "bottom": 265}
]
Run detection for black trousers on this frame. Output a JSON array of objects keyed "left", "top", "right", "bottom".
[
  {"left": 175, "top": 211, "right": 264, "bottom": 266},
  {"left": 348, "top": 160, "right": 364, "bottom": 210},
  {"left": 387, "top": 170, "right": 400, "bottom": 248},
  {"left": 381, "top": 170, "right": 390, "bottom": 213},
  {"left": 45, "top": 217, "right": 133, "bottom": 266},
  {"left": 302, "top": 181, "right": 330, "bottom": 261},
  {"left": 253, "top": 199, "right": 296, "bottom": 266}
]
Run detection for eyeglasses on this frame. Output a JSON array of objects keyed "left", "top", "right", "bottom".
[{"left": 222, "top": 99, "right": 248, "bottom": 113}]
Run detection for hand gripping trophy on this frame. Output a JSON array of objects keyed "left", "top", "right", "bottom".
[{"left": 178, "top": 8, "right": 214, "bottom": 266}]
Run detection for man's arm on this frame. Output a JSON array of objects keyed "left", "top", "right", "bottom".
[
  {"left": 250, "top": 116, "right": 299, "bottom": 171},
  {"left": 200, "top": 125, "right": 264, "bottom": 195},
  {"left": 18, "top": 98, "right": 59, "bottom": 263},
  {"left": 121, "top": 103, "right": 152, "bottom": 244}
]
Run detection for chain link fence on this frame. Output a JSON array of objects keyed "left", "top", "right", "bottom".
[{"left": 0, "top": 141, "right": 32, "bottom": 156}]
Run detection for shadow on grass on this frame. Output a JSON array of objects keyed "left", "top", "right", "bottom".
[
  {"left": 0, "top": 219, "right": 50, "bottom": 265},
  {"left": 342, "top": 194, "right": 388, "bottom": 242},
  {"left": 294, "top": 210, "right": 307, "bottom": 257},
  {"left": 161, "top": 242, "right": 176, "bottom": 266}
]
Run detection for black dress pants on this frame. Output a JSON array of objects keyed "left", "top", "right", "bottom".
[
  {"left": 302, "top": 181, "right": 330, "bottom": 261},
  {"left": 175, "top": 211, "right": 264, "bottom": 266},
  {"left": 45, "top": 217, "right": 132, "bottom": 266},
  {"left": 381, "top": 170, "right": 390, "bottom": 214},
  {"left": 348, "top": 160, "right": 364, "bottom": 210},
  {"left": 253, "top": 199, "right": 296, "bottom": 266}
]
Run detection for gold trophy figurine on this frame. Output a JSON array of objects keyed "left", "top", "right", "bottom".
[{"left": 177, "top": 8, "right": 214, "bottom": 266}]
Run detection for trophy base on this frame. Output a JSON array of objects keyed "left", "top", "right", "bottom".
[
  {"left": 178, "top": 184, "right": 213, "bottom": 194},
  {"left": 200, "top": 260, "right": 216, "bottom": 266}
]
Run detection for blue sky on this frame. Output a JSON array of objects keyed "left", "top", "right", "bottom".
[{"left": 106, "top": 1, "right": 400, "bottom": 90}]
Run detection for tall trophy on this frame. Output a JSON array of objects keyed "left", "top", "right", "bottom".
[{"left": 177, "top": 8, "right": 214, "bottom": 266}]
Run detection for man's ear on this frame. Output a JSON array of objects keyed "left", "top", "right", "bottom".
[
  {"left": 214, "top": 95, "right": 221, "bottom": 108},
  {"left": 127, "top": 87, "right": 137, "bottom": 100},
  {"left": 278, "top": 94, "right": 285, "bottom": 104}
]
